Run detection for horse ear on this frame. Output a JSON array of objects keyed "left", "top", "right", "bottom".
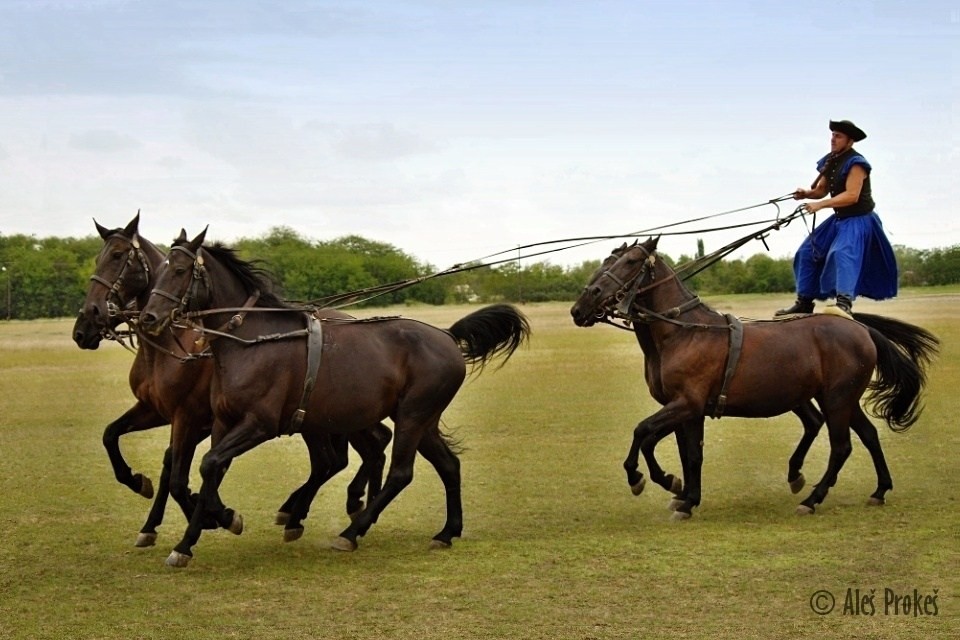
[
  {"left": 123, "top": 211, "right": 140, "bottom": 237},
  {"left": 188, "top": 226, "right": 208, "bottom": 252},
  {"left": 650, "top": 236, "right": 660, "bottom": 250},
  {"left": 94, "top": 219, "right": 111, "bottom": 240},
  {"left": 174, "top": 229, "right": 188, "bottom": 244}
]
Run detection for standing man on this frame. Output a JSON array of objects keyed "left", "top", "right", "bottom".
[{"left": 775, "top": 120, "right": 898, "bottom": 318}]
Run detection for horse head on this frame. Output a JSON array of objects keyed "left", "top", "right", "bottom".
[
  {"left": 139, "top": 227, "right": 211, "bottom": 336},
  {"left": 74, "top": 211, "right": 156, "bottom": 349},
  {"left": 570, "top": 237, "right": 660, "bottom": 326}
]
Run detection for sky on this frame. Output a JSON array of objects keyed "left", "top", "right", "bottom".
[{"left": 0, "top": 0, "right": 957, "bottom": 271}]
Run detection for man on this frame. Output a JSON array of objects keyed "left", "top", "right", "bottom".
[{"left": 775, "top": 119, "right": 898, "bottom": 318}]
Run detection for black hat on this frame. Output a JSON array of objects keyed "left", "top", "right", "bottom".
[{"left": 829, "top": 119, "right": 867, "bottom": 142}]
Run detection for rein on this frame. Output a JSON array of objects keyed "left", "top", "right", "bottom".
[
  {"left": 88, "top": 234, "right": 151, "bottom": 321},
  {"left": 591, "top": 243, "right": 747, "bottom": 418}
]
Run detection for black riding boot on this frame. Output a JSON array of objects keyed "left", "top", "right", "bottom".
[
  {"left": 833, "top": 294, "right": 853, "bottom": 314},
  {"left": 775, "top": 296, "right": 814, "bottom": 316}
]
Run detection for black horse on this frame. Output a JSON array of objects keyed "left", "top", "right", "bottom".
[
  {"left": 140, "top": 228, "right": 530, "bottom": 567},
  {"left": 571, "top": 238, "right": 938, "bottom": 518},
  {"left": 73, "top": 214, "right": 391, "bottom": 546}
]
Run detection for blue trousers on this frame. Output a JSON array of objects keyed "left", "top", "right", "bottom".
[{"left": 793, "top": 212, "right": 898, "bottom": 301}]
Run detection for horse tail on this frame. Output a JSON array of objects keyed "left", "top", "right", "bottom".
[
  {"left": 857, "top": 314, "right": 940, "bottom": 432},
  {"left": 448, "top": 304, "right": 531, "bottom": 371},
  {"left": 852, "top": 312, "right": 940, "bottom": 368}
]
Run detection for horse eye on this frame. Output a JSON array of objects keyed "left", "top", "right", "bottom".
[
  {"left": 112, "top": 251, "right": 124, "bottom": 260},
  {"left": 174, "top": 266, "right": 187, "bottom": 275}
]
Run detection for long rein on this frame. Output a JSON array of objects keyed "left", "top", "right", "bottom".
[{"left": 594, "top": 205, "right": 811, "bottom": 333}]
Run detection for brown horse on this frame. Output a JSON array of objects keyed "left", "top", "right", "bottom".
[
  {"left": 570, "top": 237, "right": 938, "bottom": 518},
  {"left": 139, "top": 228, "right": 530, "bottom": 567},
  {"left": 572, "top": 244, "right": 890, "bottom": 504},
  {"left": 73, "top": 214, "right": 391, "bottom": 547}
]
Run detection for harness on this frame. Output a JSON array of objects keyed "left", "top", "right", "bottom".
[
  {"left": 285, "top": 313, "right": 324, "bottom": 435},
  {"left": 596, "top": 244, "right": 745, "bottom": 419}
]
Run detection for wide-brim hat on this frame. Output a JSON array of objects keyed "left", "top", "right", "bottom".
[{"left": 829, "top": 119, "right": 867, "bottom": 142}]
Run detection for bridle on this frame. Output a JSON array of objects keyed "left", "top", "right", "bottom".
[
  {"left": 590, "top": 243, "right": 657, "bottom": 316},
  {"left": 88, "top": 234, "right": 151, "bottom": 320},
  {"left": 149, "top": 244, "right": 211, "bottom": 327},
  {"left": 589, "top": 244, "right": 707, "bottom": 328}
]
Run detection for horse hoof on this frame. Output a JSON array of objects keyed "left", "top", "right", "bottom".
[
  {"left": 135, "top": 532, "right": 157, "bottom": 548},
  {"left": 283, "top": 527, "right": 304, "bottom": 543},
  {"left": 789, "top": 474, "right": 806, "bottom": 494},
  {"left": 330, "top": 536, "right": 358, "bottom": 552},
  {"left": 667, "top": 498, "right": 684, "bottom": 512},
  {"left": 670, "top": 510, "right": 692, "bottom": 522},
  {"left": 867, "top": 497, "right": 885, "bottom": 507},
  {"left": 228, "top": 513, "right": 244, "bottom": 535},
  {"left": 165, "top": 551, "right": 192, "bottom": 568},
  {"left": 796, "top": 504, "right": 815, "bottom": 516},
  {"left": 630, "top": 477, "right": 646, "bottom": 496},
  {"left": 275, "top": 511, "right": 290, "bottom": 526},
  {"left": 135, "top": 474, "right": 155, "bottom": 499},
  {"left": 669, "top": 476, "right": 683, "bottom": 495},
  {"left": 429, "top": 539, "right": 452, "bottom": 550}
]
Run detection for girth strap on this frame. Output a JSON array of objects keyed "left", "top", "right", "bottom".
[
  {"left": 285, "top": 314, "right": 324, "bottom": 435},
  {"left": 711, "top": 314, "right": 743, "bottom": 419}
]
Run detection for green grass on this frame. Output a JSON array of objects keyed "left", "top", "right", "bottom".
[{"left": 0, "top": 294, "right": 957, "bottom": 639}]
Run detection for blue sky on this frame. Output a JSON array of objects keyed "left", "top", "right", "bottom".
[{"left": 1, "top": 0, "right": 957, "bottom": 269}]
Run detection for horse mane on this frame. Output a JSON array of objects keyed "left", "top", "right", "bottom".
[{"left": 202, "top": 243, "right": 293, "bottom": 309}]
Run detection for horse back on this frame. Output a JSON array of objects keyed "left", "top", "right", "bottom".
[
  {"left": 713, "top": 315, "right": 876, "bottom": 418},
  {"left": 308, "top": 319, "right": 466, "bottom": 431}
]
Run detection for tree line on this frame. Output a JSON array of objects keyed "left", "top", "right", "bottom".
[{"left": 1, "top": 226, "right": 959, "bottom": 320}]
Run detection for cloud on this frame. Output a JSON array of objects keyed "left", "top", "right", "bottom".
[
  {"left": 321, "top": 122, "right": 440, "bottom": 161},
  {"left": 69, "top": 129, "right": 142, "bottom": 152}
]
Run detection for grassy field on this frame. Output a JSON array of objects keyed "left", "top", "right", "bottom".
[{"left": 0, "top": 291, "right": 957, "bottom": 639}]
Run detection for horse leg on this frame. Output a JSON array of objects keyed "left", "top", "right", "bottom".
[
  {"left": 637, "top": 425, "right": 683, "bottom": 495},
  {"left": 671, "top": 419, "right": 704, "bottom": 520},
  {"left": 665, "top": 425, "right": 692, "bottom": 511},
  {"left": 848, "top": 406, "right": 893, "bottom": 505},
  {"left": 623, "top": 422, "right": 648, "bottom": 493},
  {"left": 282, "top": 432, "right": 347, "bottom": 543},
  {"left": 787, "top": 400, "right": 824, "bottom": 494},
  {"left": 415, "top": 428, "right": 462, "bottom": 548},
  {"left": 167, "top": 418, "right": 271, "bottom": 568},
  {"left": 332, "top": 425, "right": 425, "bottom": 552},
  {"left": 102, "top": 402, "right": 167, "bottom": 498},
  {"left": 344, "top": 422, "right": 392, "bottom": 519},
  {"left": 135, "top": 445, "right": 174, "bottom": 547},
  {"left": 797, "top": 405, "right": 854, "bottom": 515},
  {"left": 625, "top": 422, "right": 678, "bottom": 496},
  {"left": 166, "top": 422, "right": 216, "bottom": 528},
  {"left": 627, "top": 401, "right": 699, "bottom": 512}
]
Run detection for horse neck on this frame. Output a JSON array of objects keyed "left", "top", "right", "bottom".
[
  {"left": 200, "top": 253, "right": 300, "bottom": 354},
  {"left": 202, "top": 253, "right": 253, "bottom": 323},
  {"left": 134, "top": 237, "right": 168, "bottom": 310},
  {"left": 641, "top": 264, "right": 723, "bottom": 335}
]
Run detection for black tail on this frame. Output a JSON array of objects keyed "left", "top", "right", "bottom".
[
  {"left": 855, "top": 313, "right": 940, "bottom": 432},
  {"left": 448, "top": 304, "right": 531, "bottom": 371},
  {"left": 852, "top": 312, "right": 940, "bottom": 367}
]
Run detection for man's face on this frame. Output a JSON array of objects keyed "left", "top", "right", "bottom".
[{"left": 830, "top": 131, "right": 853, "bottom": 154}]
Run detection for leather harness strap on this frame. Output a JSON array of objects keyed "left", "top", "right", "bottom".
[
  {"left": 285, "top": 313, "right": 324, "bottom": 435},
  {"left": 711, "top": 314, "right": 743, "bottom": 419}
]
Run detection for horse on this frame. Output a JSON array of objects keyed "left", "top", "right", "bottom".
[
  {"left": 570, "top": 237, "right": 938, "bottom": 518},
  {"left": 73, "top": 213, "right": 392, "bottom": 547},
  {"left": 139, "top": 228, "right": 530, "bottom": 567},
  {"left": 572, "top": 243, "right": 890, "bottom": 504}
]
